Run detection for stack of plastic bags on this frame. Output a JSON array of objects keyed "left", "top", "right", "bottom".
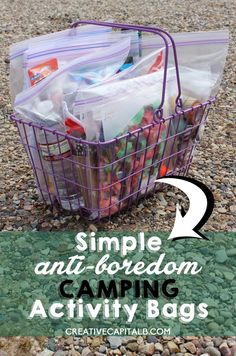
[{"left": 10, "top": 22, "right": 229, "bottom": 217}]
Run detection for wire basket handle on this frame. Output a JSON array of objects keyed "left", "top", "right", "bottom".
[{"left": 71, "top": 20, "right": 182, "bottom": 117}]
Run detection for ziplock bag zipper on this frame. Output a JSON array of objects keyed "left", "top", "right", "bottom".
[
  {"left": 10, "top": 25, "right": 112, "bottom": 60},
  {"left": 141, "top": 30, "right": 229, "bottom": 49}
]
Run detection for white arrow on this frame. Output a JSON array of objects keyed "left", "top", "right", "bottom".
[{"left": 156, "top": 177, "right": 211, "bottom": 240}]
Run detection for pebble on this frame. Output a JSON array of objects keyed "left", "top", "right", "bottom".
[
  {"left": 54, "top": 352, "right": 66, "bottom": 356},
  {"left": 215, "top": 249, "right": 228, "bottom": 263},
  {"left": 126, "top": 342, "right": 139, "bottom": 352},
  {"left": 91, "top": 338, "right": 101, "bottom": 348},
  {"left": 66, "top": 337, "right": 74, "bottom": 345},
  {"left": 81, "top": 347, "right": 93, "bottom": 356},
  {"left": 204, "top": 346, "right": 221, "bottom": 356},
  {"left": 121, "top": 337, "right": 137, "bottom": 345},
  {"left": 107, "top": 336, "right": 122, "bottom": 349},
  {"left": 213, "top": 338, "right": 223, "bottom": 347},
  {"left": 98, "top": 345, "right": 107, "bottom": 353},
  {"left": 184, "top": 342, "right": 197, "bottom": 354},
  {"left": 155, "top": 343, "right": 164, "bottom": 352},
  {"left": 88, "top": 224, "right": 98, "bottom": 233},
  {"left": 0, "top": 351, "right": 8, "bottom": 356},
  {"left": 47, "top": 338, "right": 56, "bottom": 351},
  {"left": 147, "top": 336, "right": 158, "bottom": 344},
  {"left": 217, "top": 207, "right": 228, "bottom": 214},
  {"left": 223, "top": 271, "right": 234, "bottom": 280},
  {"left": 229, "top": 205, "right": 236, "bottom": 213},
  {"left": 37, "top": 350, "right": 54, "bottom": 356},
  {"left": 167, "top": 341, "right": 180, "bottom": 353},
  {"left": 219, "top": 343, "right": 231, "bottom": 356},
  {"left": 230, "top": 344, "right": 236, "bottom": 355},
  {"left": 139, "top": 343, "right": 155, "bottom": 355}
]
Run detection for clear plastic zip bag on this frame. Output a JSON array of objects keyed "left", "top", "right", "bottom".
[
  {"left": 9, "top": 23, "right": 113, "bottom": 102},
  {"left": 22, "top": 31, "right": 140, "bottom": 89},
  {"left": 141, "top": 29, "right": 229, "bottom": 95}
]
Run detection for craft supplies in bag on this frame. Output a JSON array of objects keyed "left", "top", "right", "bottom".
[
  {"left": 14, "top": 37, "right": 131, "bottom": 120},
  {"left": 141, "top": 30, "right": 229, "bottom": 95},
  {"left": 73, "top": 68, "right": 170, "bottom": 141},
  {"left": 27, "top": 58, "right": 59, "bottom": 86},
  {"left": 9, "top": 23, "right": 113, "bottom": 102},
  {"left": 22, "top": 31, "right": 138, "bottom": 89}
]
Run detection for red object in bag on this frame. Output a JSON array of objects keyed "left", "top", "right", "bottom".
[
  {"left": 147, "top": 51, "right": 164, "bottom": 74},
  {"left": 28, "top": 58, "right": 58, "bottom": 86}
]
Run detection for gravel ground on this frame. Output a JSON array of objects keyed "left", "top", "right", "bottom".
[{"left": 0, "top": 0, "right": 235, "bottom": 354}]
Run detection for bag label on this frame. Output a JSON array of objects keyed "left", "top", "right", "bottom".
[{"left": 39, "top": 139, "right": 71, "bottom": 161}]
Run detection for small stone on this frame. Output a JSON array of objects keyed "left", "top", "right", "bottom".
[
  {"left": 82, "top": 347, "right": 94, "bottom": 356},
  {"left": 206, "top": 342, "right": 214, "bottom": 348},
  {"left": 219, "top": 342, "right": 231, "bottom": 356},
  {"left": 137, "top": 336, "right": 144, "bottom": 344},
  {"left": 230, "top": 344, "right": 236, "bottom": 355},
  {"left": 200, "top": 354, "right": 210, "bottom": 356},
  {"left": 167, "top": 341, "right": 180, "bottom": 353},
  {"left": 227, "top": 248, "right": 236, "bottom": 257},
  {"left": 24, "top": 204, "right": 33, "bottom": 211},
  {"left": 217, "top": 207, "right": 227, "bottom": 214},
  {"left": 0, "top": 194, "right": 6, "bottom": 202},
  {"left": 215, "top": 249, "right": 228, "bottom": 263},
  {"left": 98, "top": 345, "right": 107, "bottom": 353},
  {"left": 223, "top": 271, "right": 234, "bottom": 280},
  {"left": 113, "top": 349, "right": 121, "bottom": 355},
  {"left": 147, "top": 336, "right": 158, "bottom": 343},
  {"left": 70, "top": 351, "right": 81, "bottom": 356},
  {"left": 204, "top": 346, "right": 221, "bottom": 356},
  {"left": 66, "top": 337, "right": 74, "bottom": 345},
  {"left": 208, "top": 322, "right": 219, "bottom": 332},
  {"left": 229, "top": 205, "right": 236, "bottom": 213},
  {"left": 91, "top": 337, "right": 101, "bottom": 348},
  {"left": 126, "top": 352, "right": 133, "bottom": 356},
  {"left": 184, "top": 342, "right": 197, "bottom": 354},
  {"left": 161, "top": 349, "right": 170, "bottom": 356},
  {"left": 119, "top": 346, "right": 126, "bottom": 354},
  {"left": 155, "top": 343, "right": 163, "bottom": 352},
  {"left": 0, "top": 351, "right": 8, "bottom": 356},
  {"left": 227, "top": 339, "right": 236, "bottom": 347},
  {"left": 47, "top": 338, "right": 56, "bottom": 351},
  {"left": 213, "top": 337, "right": 223, "bottom": 347},
  {"left": 139, "top": 343, "right": 155, "bottom": 356},
  {"left": 88, "top": 224, "right": 98, "bottom": 232},
  {"left": 179, "top": 344, "right": 187, "bottom": 353},
  {"left": 126, "top": 342, "right": 139, "bottom": 352},
  {"left": 54, "top": 352, "right": 66, "bottom": 356},
  {"left": 121, "top": 337, "right": 137, "bottom": 345},
  {"left": 108, "top": 336, "right": 122, "bottom": 349},
  {"left": 37, "top": 350, "right": 54, "bottom": 356}
]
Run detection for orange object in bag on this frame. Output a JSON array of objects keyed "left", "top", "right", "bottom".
[{"left": 28, "top": 58, "right": 58, "bottom": 86}]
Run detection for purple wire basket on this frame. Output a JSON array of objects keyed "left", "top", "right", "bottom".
[{"left": 10, "top": 20, "right": 215, "bottom": 220}]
